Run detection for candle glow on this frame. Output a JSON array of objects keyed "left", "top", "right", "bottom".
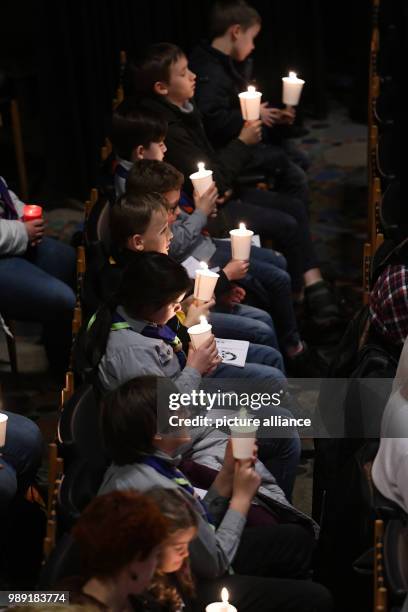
[
  {"left": 239, "top": 222, "right": 246, "bottom": 231},
  {"left": 200, "top": 261, "right": 209, "bottom": 270},
  {"left": 289, "top": 71, "right": 297, "bottom": 79},
  {"left": 199, "top": 315, "right": 208, "bottom": 326},
  {"left": 247, "top": 85, "right": 256, "bottom": 94},
  {"left": 221, "top": 589, "right": 229, "bottom": 604},
  {"left": 197, "top": 162, "right": 205, "bottom": 173}
]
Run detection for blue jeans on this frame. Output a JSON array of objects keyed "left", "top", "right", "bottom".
[
  {"left": 0, "top": 412, "right": 43, "bottom": 515},
  {"left": 210, "top": 304, "right": 280, "bottom": 352},
  {"left": 0, "top": 237, "right": 76, "bottom": 374},
  {"left": 211, "top": 241, "right": 301, "bottom": 352}
]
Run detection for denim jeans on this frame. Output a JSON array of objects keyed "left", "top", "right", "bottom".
[
  {"left": 210, "top": 304, "right": 280, "bottom": 351},
  {"left": 211, "top": 241, "right": 301, "bottom": 352},
  {"left": 0, "top": 412, "right": 43, "bottom": 515},
  {"left": 0, "top": 237, "right": 76, "bottom": 374}
]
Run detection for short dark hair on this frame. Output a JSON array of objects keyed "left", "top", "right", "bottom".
[
  {"left": 72, "top": 489, "right": 168, "bottom": 580},
  {"left": 111, "top": 100, "right": 167, "bottom": 161},
  {"left": 209, "top": 0, "right": 261, "bottom": 39},
  {"left": 101, "top": 376, "right": 180, "bottom": 465},
  {"left": 117, "top": 252, "right": 191, "bottom": 319},
  {"left": 110, "top": 192, "right": 167, "bottom": 249},
  {"left": 124, "top": 43, "right": 185, "bottom": 97},
  {"left": 127, "top": 160, "right": 184, "bottom": 198}
]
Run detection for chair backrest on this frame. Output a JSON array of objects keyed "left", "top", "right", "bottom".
[
  {"left": 383, "top": 518, "right": 408, "bottom": 603},
  {"left": 86, "top": 195, "right": 112, "bottom": 253},
  {"left": 39, "top": 533, "right": 80, "bottom": 589},
  {"left": 57, "top": 458, "right": 107, "bottom": 531},
  {"left": 58, "top": 383, "right": 106, "bottom": 467}
]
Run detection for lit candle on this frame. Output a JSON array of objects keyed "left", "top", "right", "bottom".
[
  {"left": 0, "top": 413, "right": 8, "bottom": 447},
  {"left": 23, "top": 204, "right": 43, "bottom": 222},
  {"left": 188, "top": 315, "right": 213, "bottom": 350},
  {"left": 194, "top": 261, "right": 220, "bottom": 302},
  {"left": 189, "top": 162, "right": 214, "bottom": 196},
  {"left": 229, "top": 223, "right": 254, "bottom": 261},
  {"left": 206, "top": 588, "right": 237, "bottom": 612},
  {"left": 238, "top": 85, "right": 262, "bottom": 120},
  {"left": 282, "top": 71, "right": 305, "bottom": 107}
]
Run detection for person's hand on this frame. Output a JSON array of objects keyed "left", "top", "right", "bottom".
[
  {"left": 238, "top": 120, "right": 262, "bottom": 146},
  {"left": 260, "top": 103, "right": 282, "bottom": 127},
  {"left": 223, "top": 259, "right": 249, "bottom": 281},
  {"left": 186, "top": 335, "right": 221, "bottom": 375},
  {"left": 279, "top": 107, "right": 296, "bottom": 125},
  {"left": 216, "top": 189, "right": 233, "bottom": 206},
  {"left": 184, "top": 298, "right": 215, "bottom": 328},
  {"left": 194, "top": 182, "right": 219, "bottom": 218},
  {"left": 230, "top": 458, "right": 261, "bottom": 516},
  {"left": 24, "top": 219, "right": 45, "bottom": 246},
  {"left": 229, "top": 285, "right": 246, "bottom": 303}
]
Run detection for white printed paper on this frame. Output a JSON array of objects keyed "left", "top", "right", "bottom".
[
  {"left": 215, "top": 338, "right": 249, "bottom": 368},
  {"left": 181, "top": 256, "right": 220, "bottom": 279}
]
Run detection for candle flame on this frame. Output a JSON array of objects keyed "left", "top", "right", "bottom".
[
  {"left": 199, "top": 261, "right": 208, "bottom": 270},
  {"left": 239, "top": 222, "right": 246, "bottom": 231},
  {"left": 199, "top": 315, "right": 208, "bottom": 325},
  {"left": 247, "top": 85, "right": 256, "bottom": 93},
  {"left": 197, "top": 162, "right": 205, "bottom": 172},
  {"left": 221, "top": 588, "right": 229, "bottom": 603},
  {"left": 289, "top": 71, "right": 297, "bottom": 79}
]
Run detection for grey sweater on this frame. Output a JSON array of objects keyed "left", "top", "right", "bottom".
[
  {"left": 169, "top": 210, "right": 216, "bottom": 263},
  {"left": 99, "top": 450, "right": 245, "bottom": 579},
  {"left": 98, "top": 307, "right": 201, "bottom": 394},
  {"left": 0, "top": 177, "right": 29, "bottom": 256}
]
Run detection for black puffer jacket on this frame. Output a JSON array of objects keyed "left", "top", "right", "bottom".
[
  {"left": 189, "top": 42, "right": 251, "bottom": 149},
  {"left": 139, "top": 94, "right": 252, "bottom": 196}
]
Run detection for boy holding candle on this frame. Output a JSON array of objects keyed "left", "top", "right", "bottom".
[
  {"left": 127, "top": 43, "right": 341, "bottom": 331},
  {"left": 189, "top": 0, "right": 310, "bottom": 175},
  {"left": 0, "top": 175, "right": 76, "bottom": 378}
]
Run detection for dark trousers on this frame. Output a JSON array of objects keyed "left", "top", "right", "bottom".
[{"left": 192, "top": 573, "right": 333, "bottom": 612}]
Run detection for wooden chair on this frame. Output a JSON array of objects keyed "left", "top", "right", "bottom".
[
  {"left": 363, "top": 242, "right": 372, "bottom": 305},
  {"left": 112, "top": 50, "right": 127, "bottom": 110},
  {"left": 1, "top": 315, "right": 18, "bottom": 375},
  {"left": 374, "top": 519, "right": 388, "bottom": 611}
]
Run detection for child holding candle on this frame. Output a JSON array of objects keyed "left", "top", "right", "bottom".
[
  {"left": 126, "top": 160, "right": 323, "bottom": 375},
  {"left": 0, "top": 175, "right": 76, "bottom": 378},
  {"left": 99, "top": 378, "right": 332, "bottom": 612},
  {"left": 126, "top": 44, "right": 341, "bottom": 332}
]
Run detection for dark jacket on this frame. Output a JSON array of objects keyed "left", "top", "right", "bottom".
[
  {"left": 189, "top": 42, "right": 250, "bottom": 149},
  {"left": 139, "top": 95, "right": 251, "bottom": 196}
]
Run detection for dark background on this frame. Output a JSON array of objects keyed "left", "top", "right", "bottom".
[{"left": 0, "top": 0, "right": 372, "bottom": 201}]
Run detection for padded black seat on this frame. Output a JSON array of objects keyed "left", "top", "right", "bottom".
[
  {"left": 58, "top": 383, "right": 106, "bottom": 467},
  {"left": 38, "top": 533, "right": 80, "bottom": 589},
  {"left": 57, "top": 458, "right": 107, "bottom": 531}
]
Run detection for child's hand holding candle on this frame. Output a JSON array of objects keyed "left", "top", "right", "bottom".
[
  {"left": 206, "top": 588, "right": 237, "bottom": 612},
  {"left": 189, "top": 162, "right": 214, "bottom": 196},
  {"left": 282, "top": 71, "right": 305, "bottom": 108},
  {"left": 194, "top": 262, "right": 220, "bottom": 303},
  {"left": 239, "top": 85, "right": 262, "bottom": 120},
  {"left": 23, "top": 205, "right": 45, "bottom": 246},
  {"left": 23, "top": 205, "right": 43, "bottom": 222},
  {"left": 229, "top": 223, "right": 254, "bottom": 261}
]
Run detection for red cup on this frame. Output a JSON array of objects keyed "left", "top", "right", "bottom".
[{"left": 23, "top": 205, "right": 43, "bottom": 221}]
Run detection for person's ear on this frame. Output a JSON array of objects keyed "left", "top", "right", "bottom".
[
  {"left": 126, "top": 234, "right": 145, "bottom": 252},
  {"left": 230, "top": 24, "right": 241, "bottom": 41},
  {"left": 153, "top": 80, "right": 168, "bottom": 96},
  {"left": 133, "top": 145, "right": 145, "bottom": 160}
]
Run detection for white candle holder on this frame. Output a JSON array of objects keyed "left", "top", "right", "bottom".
[
  {"left": 189, "top": 162, "right": 214, "bottom": 196},
  {"left": 282, "top": 71, "right": 305, "bottom": 107},
  {"left": 188, "top": 315, "right": 213, "bottom": 350},
  {"left": 239, "top": 85, "right": 262, "bottom": 120},
  {"left": 0, "top": 413, "right": 8, "bottom": 447},
  {"left": 194, "top": 262, "right": 220, "bottom": 302},
  {"left": 229, "top": 223, "right": 254, "bottom": 261}
]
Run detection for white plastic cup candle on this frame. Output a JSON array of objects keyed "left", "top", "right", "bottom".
[
  {"left": 229, "top": 223, "right": 254, "bottom": 261},
  {"left": 206, "top": 588, "right": 237, "bottom": 612},
  {"left": 0, "top": 413, "right": 8, "bottom": 447},
  {"left": 238, "top": 85, "right": 262, "bottom": 120},
  {"left": 188, "top": 315, "right": 213, "bottom": 350},
  {"left": 189, "top": 162, "right": 214, "bottom": 196},
  {"left": 194, "top": 261, "right": 220, "bottom": 302},
  {"left": 282, "top": 71, "right": 305, "bottom": 107},
  {"left": 230, "top": 409, "right": 258, "bottom": 460}
]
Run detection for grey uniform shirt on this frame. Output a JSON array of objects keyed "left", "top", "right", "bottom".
[{"left": 0, "top": 177, "right": 28, "bottom": 256}]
